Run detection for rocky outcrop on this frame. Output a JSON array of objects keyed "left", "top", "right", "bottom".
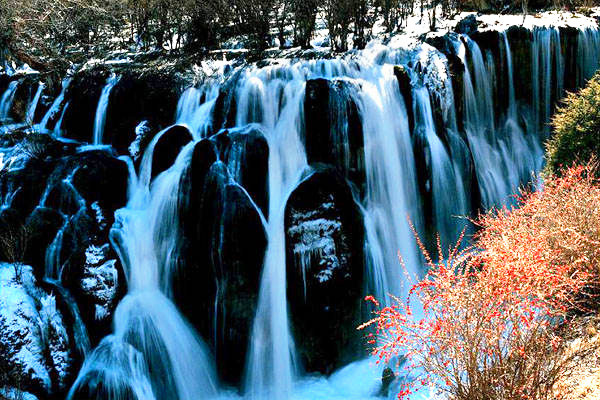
[
  {"left": 103, "top": 71, "right": 185, "bottom": 154},
  {"left": 0, "top": 131, "right": 128, "bottom": 394},
  {"left": 150, "top": 125, "right": 194, "bottom": 178},
  {"left": 304, "top": 79, "right": 365, "bottom": 191},
  {"left": 174, "top": 139, "right": 266, "bottom": 385},
  {"left": 61, "top": 67, "right": 111, "bottom": 143},
  {"left": 9, "top": 75, "right": 41, "bottom": 123},
  {"left": 285, "top": 167, "right": 364, "bottom": 374},
  {"left": 212, "top": 125, "right": 269, "bottom": 215}
]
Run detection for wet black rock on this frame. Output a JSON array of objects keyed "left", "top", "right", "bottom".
[
  {"left": 560, "top": 26, "right": 580, "bottom": 93},
  {"left": 150, "top": 124, "right": 193, "bottom": 178},
  {"left": 175, "top": 151, "right": 266, "bottom": 385},
  {"left": 61, "top": 67, "right": 111, "bottom": 142},
  {"left": 304, "top": 78, "right": 365, "bottom": 191},
  {"left": 211, "top": 125, "right": 269, "bottom": 215},
  {"left": 9, "top": 75, "right": 41, "bottom": 123},
  {"left": 380, "top": 367, "right": 395, "bottom": 396},
  {"left": 505, "top": 26, "right": 533, "bottom": 105},
  {"left": 455, "top": 14, "right": 478, "bottom": 35},
  {"left": 394, "top": 65, "right": 415, "bottom": 132},
  {"left": 102, "top": 71, "right": 185, "bottom": 154},
  {"left": 24, "top": 207, "right": 64, "bottom": 272},
  {"left": 285, "top": 167, "right": 364, "bottom": 374}
]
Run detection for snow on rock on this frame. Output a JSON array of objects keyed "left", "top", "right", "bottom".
[
  {"left": 128, "top": 120, "right": 153, "bottom": 160},
  {"left": 90, "top": 201, "right": 106, "bottom": 229},
  {"left": 80, "top": 244, "right": 119, "bottom": 322},
  {"left": 0, "top": 263, "right": 70, "bottom": 394},
  {"left": 0, "top": 387, "right": 39, "bottom": 400},
  {"left": 287, "top": 197, "right": 347, "bottom": 292}
]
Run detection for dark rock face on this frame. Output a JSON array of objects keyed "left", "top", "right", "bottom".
[
  {"left": 560, "top": 26, "right": 580, "bottom": 93},
  {"left": 44, "top": 150, "right": 128, "bottom": 342},
  {"left": 211, "top": 72, "right": 242, "bottom": 132},
  {"left": 212, "top": 125, "right": 269, "bottom": 215},
  {"left": 506, "top": 26, "right": 533, "bottom": 105},
  {"left": 455, "top": 14, "right": 478, "bottom": 35},
  {"left": 394, "top": 65, "right": 415, "bottom": 132},
  {"left": 128, "top": 119, "right": 157, "bottom": 161},
  {"left": 470, "top": 30, "right": 508, "bottom": 119},
  {"left": 10, "top": 75, "right": 41, "bottom": 123},
  {"left": 61, "top": 67, "right": 111, "bottom": 142},
  {"left": 423, "top": 33, "right": 466, "bottom": 133},
  {"left": 285, "top": 167, "right": 364, "bottom": 374},
  {"left": 174, "top": 141, "right": 266, "bottom": 385},
  {"left": 103, "top": 71, "right": 185, "bottom": 154},
  {"left": 304, "top": 79, "right": 365, "bottom": 190},
  {"left": 0, "top": 132, "right": 129, "bottom": 396},
  {"left": 150, "top": 125, "right": 193, "bottom": 178}
]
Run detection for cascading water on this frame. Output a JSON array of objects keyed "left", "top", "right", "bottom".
[
  {"left": 176, "top": 85, "right": 220, "bottom": 137},
  {"left": 25, "top": 82, "right": 44, "bottom": 125},
  {"left": 68, "top": 132, "right": 217, "bottom": 400},
  {"left": 0, "top": 81, "right": 19, "bottom": 121},
  {"left": 53, "top": 101, "right": 70, "bottom": 136},
  {"left": 40, "top": 78, "right": 71, "bottom": 131},
  {"left": 532, "top": 27, "right": 564, "bottom": 136},
  {"left": 93, "top": 74, "right": 119, "bottom": 145},
  {"left": 236, "top": 67, "right": 308, "bottom": 400},
  {"left": 577, "top": 26, "right": 600, "bottom": 85},
  {"left": 413, "top": 85, "right": 468, "bottom": 250},
  {"left": 42, "top": 21, "right": 600, "bottom": 400},
  {"left": 455, "top": 33, "right": 541, "bottom": 209}
]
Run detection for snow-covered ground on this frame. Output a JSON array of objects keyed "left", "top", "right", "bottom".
[{"left": 0, "top": 263, "right": 70, "bottom": 394}]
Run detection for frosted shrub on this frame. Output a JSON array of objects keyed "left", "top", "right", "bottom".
[{"left": 360, "top": 164, "right": 600, "bottom": 400}]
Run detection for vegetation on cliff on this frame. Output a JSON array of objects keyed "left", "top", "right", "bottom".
[
  {"left": 1, "top": 0, "right": 598, "bottom": 71},
  {"left": 548, "top": 73, "right": 600, "bottom": 175}
]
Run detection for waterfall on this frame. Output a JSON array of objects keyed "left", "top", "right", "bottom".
[
  {"left": 53, "top": 101, "right": 70, "bottom": 136},
  {"left": 239, "top": 67, "right": 307, "bottom": 400},
  {"left": 68, "top": 135, "right": 217, "bottom": 400},
  {"left": 93, "top": 74, "right": 119, "bottom": 145},
  {"left": 52, "top": 22, "right": 600, "bottom": 400},
  {"left": 577, "top": 26, "right": 600, "bottom": 86},
  {"left": 43, "top": 167, "right": 87, "bottom": 280},
  {"left": 25, "top": 82, "right": 44, "bottom": 125},
  {"left": 40, "top": 78, "right": 71, "bottom": 131},
  {"left": 413, "top": 85, "right": 468, "bottom": 250},
  {"left": 176, "top": 85, "right": 220, "bottom": 138},
  {"left": 456, "top": 34, "right": 538, "bottom": 209},
  {"left": 532, "top": 27, "right": 564, "bottom": 136},
  {"left": 351, "top": 62, "right": 422, "bottom": 301},
  {"left": 0, "top": 81, "right": 19, "bottom": 121}
]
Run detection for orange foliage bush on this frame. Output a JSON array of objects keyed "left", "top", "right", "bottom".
[{"left": 360, "top": 164, "right": 600, "bottom": 400}]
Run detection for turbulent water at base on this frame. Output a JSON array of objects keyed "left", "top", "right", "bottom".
[{"left": 2, "top": 22, "right": 599, "bottom": 400}]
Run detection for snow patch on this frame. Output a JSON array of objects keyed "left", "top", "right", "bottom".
[
  {"left": 129, "top": 120, "right": 153, "bottom": 160},
  {"left": 90, "top": 201, "right": 106, "bottom": 228},
  {"left": 81, "top": 244, "right": 119, "bottom": 321},
  {"left": 0, "top": 263, "right": 70, "bottom": 392}
]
